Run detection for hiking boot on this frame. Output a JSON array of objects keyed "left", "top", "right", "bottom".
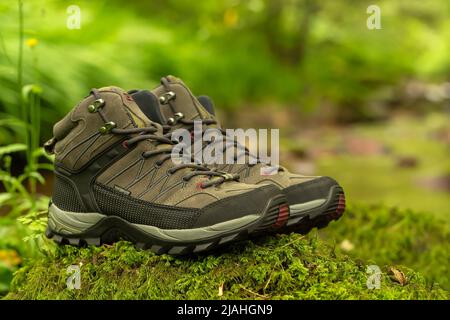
[
  {"left": 130, "top": 76, "right": 345, "bottom": 235},
  {"left": 43, "top": 86, "right": 289, "bottom": 254}
]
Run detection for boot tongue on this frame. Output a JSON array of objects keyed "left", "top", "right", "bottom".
[
  {"left": 100, "top": 86, "right": 159, "bottom": 131},
  {"left": 130, "top": 89, "right": 166, "bottom": 124},
  {"left": 150, "top": 76, "right": 217, "bottom": 124}
]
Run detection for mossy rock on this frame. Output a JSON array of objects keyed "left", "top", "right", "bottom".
[{"left": 5, "top": 230, "right": 448, "bottom": 300}]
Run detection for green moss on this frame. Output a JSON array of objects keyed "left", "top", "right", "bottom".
[
  {"left": 320, "top": 204, "right": 450, "bottom": 291},
  {"left": 5, "top": 210, "right": 448, "bottom": 299}
]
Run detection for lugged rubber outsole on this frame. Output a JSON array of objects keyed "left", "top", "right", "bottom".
[
  {"left": 45, "top": 194, "right": 290, "bottom": 255},
  {"left": 282, "top": 185, "right": 346, "bottom": 235}
]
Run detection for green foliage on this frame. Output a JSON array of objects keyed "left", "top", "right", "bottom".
[
  {"left": 0, "top": 144, "right": 27, "bottom": 157},
  {"left": 0, "top": 216, "right": 46, "bottom": 296},
  {"left": 0, "top": 145, "right": 50, "bottom": 294},
  {"left": 0, "top": 2, "right": 54, "bottom": 296},
  {"left": 0, "top": 152, "right": 48, "bottom": 216},
  {"left": 1, "top": 0, "right": 449, "bottom": 146},
  {"left": 4, "top": 205, "right": 449, "bottom": 300},
  {"left": 0, "top": 0, "right": 53, "bottom": 234}
]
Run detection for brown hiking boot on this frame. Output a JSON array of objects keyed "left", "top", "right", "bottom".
[
  {"left": 130, "top": 76, "right": 345, "bottom": 235},
  {"left": 43, "top": 86, "right": 289, "bottom": 254}
]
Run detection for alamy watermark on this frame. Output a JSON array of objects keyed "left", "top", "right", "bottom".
[
  {"left": 66, "top": 264, "right": 81, "bottom": 289},
  {"left": 67, "top": 5, "right": 81, "bottom": 30},
  {"left": 367, "top": 5, "right": 381, "bottom": 30},
  {"left": 366, "top": 265, "right": 381, "bottom": 289}
]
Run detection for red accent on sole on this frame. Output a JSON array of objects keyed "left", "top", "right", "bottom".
[
  {"left": 331, "top": 193, "right": 346, "bottom": 219},
  {"left": 337, "top": 193, "right": 345, "bottom": 214},
  {"left": 273, "top": 204, "right": 289, "bottom": 229}
]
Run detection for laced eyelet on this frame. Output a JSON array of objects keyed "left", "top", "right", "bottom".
[
  {"left": 88, "top": 98, "right": 105, "bottom": 113},
  {"left": 167, "top": 112, "right": 184, "bottom": 126},
  {"left": 167, "top": 117, "right": 175, "bottom": 125},
  {"left": 122, "top": 140, "right": 129, "bottom": 149},
  {"left": 159, "top": 91, "right": 176, "bottom": 104},
  {"left": 98, "top": 121, "right": 116, "bottom": 134},
  {"left": 141, "top": 152, "right": 148, "bottom": 159},
  {"left": 155, "top": 160, "right": 163, "bottom": 167},
  {"left": 221, "top": 173, "right": 237, "bottom": 182}
]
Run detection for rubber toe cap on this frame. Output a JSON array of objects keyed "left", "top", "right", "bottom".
[
  {"left": 283, "top": 176, "right": 341, "bottom": 205},
  {"left": 193, "top": 185, "right": 281, "bottom": 228}
]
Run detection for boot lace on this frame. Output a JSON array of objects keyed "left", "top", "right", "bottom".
[{"left": 91, "top": 88, "right": 239, "bottom": 188}]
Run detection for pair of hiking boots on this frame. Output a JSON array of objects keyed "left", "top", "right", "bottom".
[{"left": 44, "top": 76, "right": 345, "bottom": 255}]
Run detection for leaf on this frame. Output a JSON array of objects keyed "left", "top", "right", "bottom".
[
  {"left": 36, "top": 163, "right": 55, "bottom": 171},
  {"left": 0, "top": 116, "right": 26, "bottom": 130},
  {"left": 0, "top": 173, "right": 24, "bottom": 194},
  {"left": 0, "top": 193, "right": 13, "bottom": 205},
  {"left": 389, "top": 267, "right": 407, "bottom": 286},
  {"left": 22, "top": 84, "right": 43, "bottom": 103},
  {"left": 18, "top": 216, "right": 33, "bottom": 224},
  {"left": 27, "top": 171, "right": 45, "bottom": 184},
  {"left": 32, "top": 147, "right": 55, "bottom": 163},
  {"left": 0, "top": 144, "right": 27, "bottom": 157}
]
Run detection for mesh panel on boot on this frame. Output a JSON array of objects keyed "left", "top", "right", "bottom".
[
  {"left": 93, "top": 183, "right": 200, "bottom": 229},
  {"left": 52, "top": 175, "right": 85, "bottom": 212}
]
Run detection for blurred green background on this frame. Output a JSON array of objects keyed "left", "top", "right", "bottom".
[{"left": 0, "top": 0, "right": 449, "bottom": 296}]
